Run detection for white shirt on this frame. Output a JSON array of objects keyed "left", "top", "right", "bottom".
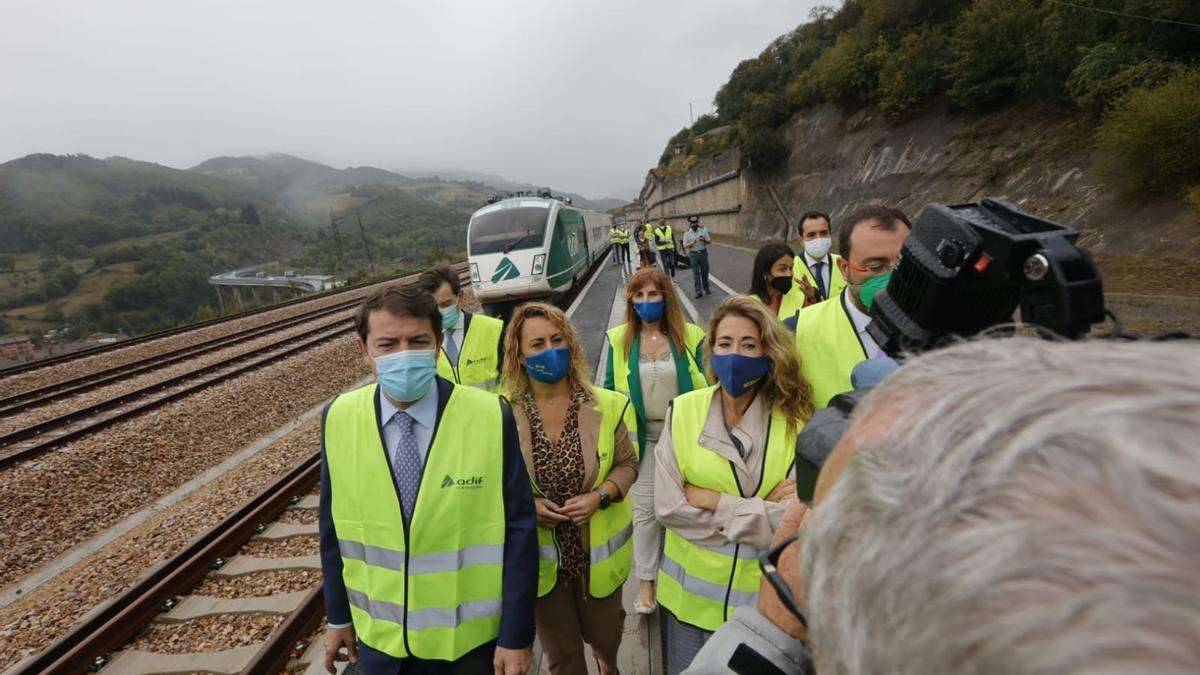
[
  {"left": 803, "top": 250, "right": 832, "bottom": 296},
  {"left": 841, "top": 289, "right": 885, "bottom": 359}
]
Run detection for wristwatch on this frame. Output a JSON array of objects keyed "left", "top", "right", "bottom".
[{"left": 593, "top": 487, "right": 612, "bottom": 510}]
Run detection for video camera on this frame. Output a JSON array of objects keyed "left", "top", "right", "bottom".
[{"left": 796, "top": 197, "right": 1107, "bottom": 473}]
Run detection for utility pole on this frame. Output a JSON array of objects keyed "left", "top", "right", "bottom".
[
  {"left": 356, "top": 210, "right": 376, "bottom": 274},
  {"left": 329, "top": 208, "right": 345, "bottom": 274},
  {"left": 689, "top": 102, "right": 694, "bottom": 125}
]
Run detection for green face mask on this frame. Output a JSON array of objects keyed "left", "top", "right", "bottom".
[{"left": 859, "top": 271, "right": 892, "bottom": 310}]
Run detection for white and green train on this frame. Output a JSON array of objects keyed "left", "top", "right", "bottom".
[{"left": 467, "top": 196, "right": 612, "bottom": 316}]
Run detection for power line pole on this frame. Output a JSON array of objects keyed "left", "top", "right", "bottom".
[
  {"left": 356, "top": 210, "right": 376, "bottom": 274},
  {"left": 689, "top": 102, "right": 694, "bottom": 125},
  {"left": 329, "top": 207, "right": 345, "bottom": 274}
]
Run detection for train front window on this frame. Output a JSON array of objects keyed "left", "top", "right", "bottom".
[{"left": 469, "top": 207, "right": 549, "bottom": 255}]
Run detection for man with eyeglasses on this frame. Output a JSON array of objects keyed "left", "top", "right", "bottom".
[{"left": 789, "top": 206, "right": 910, "bottom": 408}]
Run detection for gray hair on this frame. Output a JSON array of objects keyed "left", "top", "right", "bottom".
[{"left": 802, "top": 338, "right": 1200, "bottom": 675}]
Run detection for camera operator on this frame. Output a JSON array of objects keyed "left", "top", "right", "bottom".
[
  {"left": 791, "top": 206, "right": 911, "bottom": 408},
  {"left": 686, "top": 337, "right": 1200, "bottom": 674}
]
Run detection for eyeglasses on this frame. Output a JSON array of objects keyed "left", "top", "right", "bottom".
[
  {"left": 845, "top": 259, "right": 897, "bottom": 275},
  {"left": 758, "top": 534, "right": 808, "bottom": 627}
]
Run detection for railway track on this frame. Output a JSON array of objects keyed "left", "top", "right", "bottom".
[
  {"left": 0, "top": 265, "right": 468, "bottom": 471},
  {"left": 8, "top": 257, "right": 600, "bottom": 674},
  {"left": 9, "top": 453, "right": 325, "bottom": 675}
]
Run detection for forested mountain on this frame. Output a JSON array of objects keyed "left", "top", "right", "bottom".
[{"left": 657, "top": 0, "right": 1200, "bottom": 209}]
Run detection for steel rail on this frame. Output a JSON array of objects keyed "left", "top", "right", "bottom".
[
  {"left": 10, "top": 453, "right": 321, "bottom": 674},
  {"left": 0, "top": 299, "right": 360, "bottom": 415}
]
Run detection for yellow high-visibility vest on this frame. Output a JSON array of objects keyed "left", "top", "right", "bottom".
[
  {"left": 325, "top": 383, "right": 507, "bottom": 660},
  {"left": 436, "top": 313, "right": 503, "bottom": 392},
  {"left": 793, "top": 289, "right": 869, "bottom": 407},
  {"left": 750, "top": 290, "right": 806, "bottom": 321},
  {"left": 533, "top": 386, "right": 636, "bottom": 598},
  {"left": 654, "top": 225, "right": 675, "bottom": 250},
  {"left": 656, "top": 386, "right": 798, "bottom": 631},
  {"left": 792, "top": 253, "right": 846, "bottom": 303}
]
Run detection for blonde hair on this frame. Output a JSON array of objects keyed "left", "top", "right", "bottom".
[
  {"left": 501, "top": 302, "right": 594, "bottom": 401},
  {"left": 622, "top": 267, "right": 689, "bottom": 358},
  {"left": 706, "top": 295, "right": 814, "bottom": 433}
]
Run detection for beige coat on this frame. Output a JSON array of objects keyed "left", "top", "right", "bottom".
[{"left": 654, "top": 388, "right": 792, "bottom": 551}]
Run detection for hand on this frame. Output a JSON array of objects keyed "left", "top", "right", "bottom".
[
  {"left": 684, "top": 482, "right": 721, "bottom": 512},
  {"left": 323, "top": 625, "right": 357, "bottom": 673},
  {"left": 766, "top": 477, "right": 797, "bottom": 503},
  {"left": 535, "top": 497, "right": 570, "bottom": 529},
  {"left": 795, "top": 276, "right": 818, "bottom": 303},
  {"left": 494, "top": 645, "right": 532, "bottom": 675},
  {"left": 758, "top": 497, "right": 810, "bottom": 641},
  {"left": 559, "top": 491, "right": 602, "bottom": 525}
]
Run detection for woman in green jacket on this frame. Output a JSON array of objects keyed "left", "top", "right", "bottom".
[{"left": 603, "top": 266, "right": 707, "bottom": 615}]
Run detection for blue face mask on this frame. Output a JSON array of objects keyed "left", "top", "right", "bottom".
[
  {"left": 440, "top": 304, "right": 460, "bottom": 329},
  {"left": 524, "top": 346, "right": 571, "bottom": 384},
  {"left": 374, "top": 348, "right": 437, "bottom": 402},
  {"left": 711, "top": 353, "right": 770, "bottom": 398},
  {"left": 634, "top": 300, "right": 665, "bottom": 324}
]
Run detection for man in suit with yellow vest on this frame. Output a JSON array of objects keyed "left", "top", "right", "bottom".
[
  {"left": 419, "top": 265, "right": 505, "bottom": 392},
  {"left": 792, "top": 211, "right": 846, "bottom": 305},
  {"left": 792, "top": 206, "right": 911, "bottom": 408},
  {"left": 319, "top": 284, "right": 537, "bottom": 674}
]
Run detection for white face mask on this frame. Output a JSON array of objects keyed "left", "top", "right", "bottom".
[{"left": 805, "top": 237, "right": 832, "bottom": 259}]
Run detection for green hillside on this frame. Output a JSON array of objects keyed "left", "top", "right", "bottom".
[
  {"left": 0, "top": 153, "right": 491, "bottom": 340},
  {"left": 660, "top": 0, "right": 1200, "bottom": 207}
]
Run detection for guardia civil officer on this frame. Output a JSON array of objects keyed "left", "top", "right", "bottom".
[
  {"left": 602, "top": 266, "right": 707, "bottom": 616},
  {"left": 791, "top": 206, "right": 911, "bottom": 407},
  {"left": 503, "top": 302, "right": 640, "bottom": 675},
  {"left": 792, "top": 210, "right": 846, "bottom": 304},
  {"left": 680, "top": 215, "right": 712, "bottom": 299},
  {"left": 419, "top": 264, "right": 504, "bottom": 392},
  {"left": 319, "top": 284, "right": 537, "bottom": 675},
  {"left": 654, "top": 219, "right": 677, "bottom": 278},
  {"left": 654, "top": 295, "right": 815, "bottom": 675}
]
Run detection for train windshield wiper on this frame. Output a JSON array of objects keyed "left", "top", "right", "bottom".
[{"left": 503, "top": 232, "right": 536, "bottom": 254}]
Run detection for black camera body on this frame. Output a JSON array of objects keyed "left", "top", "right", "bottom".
[
  {"left": 866, "top": 198, "right": 1105, "bottom": 354},
  {"left": 797, "top": 198, "right": 1107, "bottom": 479}
]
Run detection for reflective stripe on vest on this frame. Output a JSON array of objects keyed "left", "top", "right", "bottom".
[
  {"left": 436, "top": 313, "right": 504, "bottom": 392},
  {"left": 656, "top": 385, "right": 799, "bottom": 631},
  {"left": 326, "top": 383, "right": 506, "bottom": 660},
  {"left": 534, "top": 386, "right": 635, "bottom": 599},
  {"left": 793, "top": 288, "right": 868, "bottom": 408}
]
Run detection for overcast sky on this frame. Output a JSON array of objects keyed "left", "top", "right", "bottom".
[{"left": 1, "top": 1, "right": 823, "bottom": 199}]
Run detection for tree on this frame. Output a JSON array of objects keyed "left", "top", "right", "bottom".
[
  {"left": 1096, "top": 68, "right": 1200, "bottom": 197},
  {"left": 0, "top": 255, "right": 14, "bottom": 273},
  {"left": 239, "top": 203, "right": 261, "bottom": 225}
]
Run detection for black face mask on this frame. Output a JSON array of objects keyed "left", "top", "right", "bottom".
[{"left": 770, "top": 275, "right": 793, "bottom": 294}]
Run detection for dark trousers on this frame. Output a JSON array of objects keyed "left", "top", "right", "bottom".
[
  {"left": 659, "top": 248, "right": 675, "bottom": 276},
  {"left": 356, "top": 638, "right": 497, "bottom": 675},
  {"left": 689, "top": 250, "right": 710, "bottom": 296}
]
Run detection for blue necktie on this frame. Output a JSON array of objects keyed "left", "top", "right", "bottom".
[
  {"left": 812, "top": 261, "right": 827, "bottom": 300},
  {"left": 444, "top": 330, "right": 461, "bottom": 365},
  {"left": 390, "top": 411, "right": 421, "bottom": 524}
]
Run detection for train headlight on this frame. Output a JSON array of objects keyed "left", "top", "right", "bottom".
[
  {"left": 470, "top": 263, "right": 481, "bottom": 283},
  {"left": 532, "top": 254, "right": 545, "bottom": 276}
]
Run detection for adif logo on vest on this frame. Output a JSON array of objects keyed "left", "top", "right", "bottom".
[{"left": 441, "top": 474, "right": 485, "bottom": 489}]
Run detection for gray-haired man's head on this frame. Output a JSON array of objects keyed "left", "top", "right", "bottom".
[{"left": 802, "top": 338, "right": 1200, "bottom": 674}]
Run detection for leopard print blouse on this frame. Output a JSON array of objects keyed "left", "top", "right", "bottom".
[{"left": 524, "top": 386, "right": 589, "bottom": 581}]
